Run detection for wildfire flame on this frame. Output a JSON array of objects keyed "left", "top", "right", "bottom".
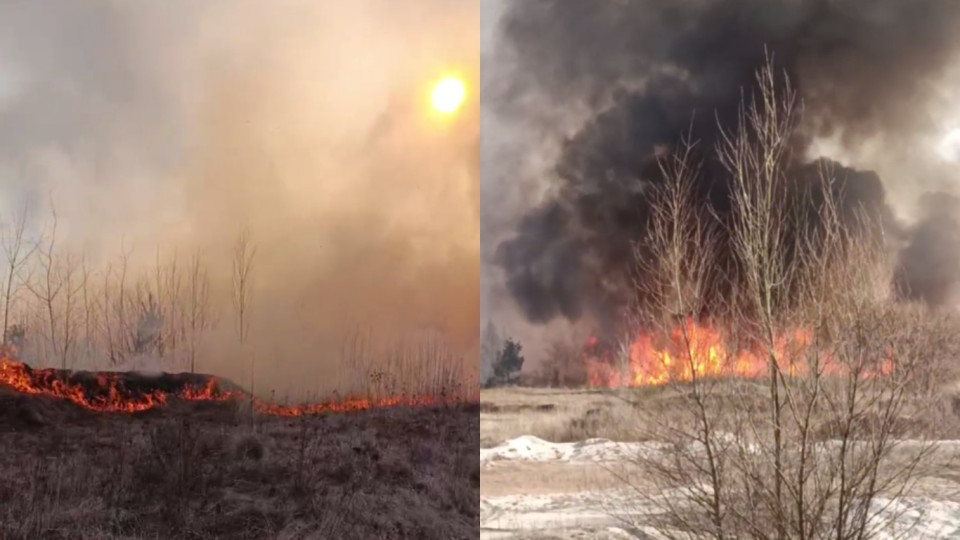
[
  {"left": 585, "top": 318, "right": 893, "bottom": 388},
  {"left": 0, "top": 356, "right": 456, "bottom": 416}
]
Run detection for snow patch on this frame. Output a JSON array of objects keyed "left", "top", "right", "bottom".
[
  {"left": 481, "top": 436, "right": 960, "bottom": 538},
  {"left": 480, "top": 435, "right": 669, "bottom": 464},
  {"left": 868, "top": 496, "right": 960, "bottom": 539},
  {"left": 481, "top": 490, "right": 960, "bottom": 540},
  {"left": 483, "top": 435, "right": 960, "bottom": 467}
]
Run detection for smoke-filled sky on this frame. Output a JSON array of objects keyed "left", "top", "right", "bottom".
[
  {"left": 0, "top": 1, "right": 479, "bottom": 392},
  {"left": 482, "top": 0, "right": 960, "bottom": 361}
]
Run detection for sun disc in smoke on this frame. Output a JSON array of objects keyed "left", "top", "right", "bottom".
[
  {"left": 937, "top": 128, "right": 960, "bottom": 162},
  {"left": 431, "top": 76, "right": 465, "bottom": 114}
]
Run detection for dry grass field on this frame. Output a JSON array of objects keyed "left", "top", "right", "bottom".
[
  {"left": 0, "top": 389, "right": 479, "bottom": 540},
  {"left": 480, "top": 387, "right": 638, "bottom": 503},
  {"left": 480, "top": 387, "right": 636, "bottom": 448},
  {"left": 480, "top": 384, "right": 960, "bottom": 539},
  {"left": 481, "top": 380, "right": 960, "bottom": 449}
]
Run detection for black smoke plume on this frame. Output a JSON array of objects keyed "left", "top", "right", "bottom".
[{"left": 491, "top": 0, "right": 960, "bottom": 327}]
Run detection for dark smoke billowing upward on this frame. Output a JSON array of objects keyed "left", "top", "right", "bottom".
[{"left": 491, "top": 0, "right": 960, "bottom": 329}]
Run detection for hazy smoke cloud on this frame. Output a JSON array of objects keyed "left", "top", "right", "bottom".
[
  {"left": 896, "top": 193, "right": 960, "bottom": 306},
  {"left": 0, "top": 1, "right": 479, "bottom": 393},
  {"left": 487, "top": 0, "right": 960, "bottom": 329}
]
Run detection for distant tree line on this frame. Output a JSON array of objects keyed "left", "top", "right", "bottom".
[{"left": 480, "top": 320, "right": 524, "bottom": 388}]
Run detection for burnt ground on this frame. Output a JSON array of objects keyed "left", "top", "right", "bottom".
[{"left": 0, "top": 388, "right": 479, "bottom": 540}]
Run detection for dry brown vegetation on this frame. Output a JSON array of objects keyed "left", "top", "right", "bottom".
[
  {"left": 480, "top": 387, "right": 633, "bottom": 448},
  {"left": 0, "top": 185, "right": 478, "bottom": 540},
  {"left": 482, "top": 57, "right": 960, "bottom": 540},
  {"left": 0, "top": 209, "right": 478, "bottom": 402},
  {"left": 609, "top": 58, "right": 960, "bottom": 539},
  {"left": 480, "top": 384, "right": 960, "bottom": 539},
  {"left": 481, "top": 382, "right": 960, "bottom": 453},
  {"left": 0, "top": 391, "right": 479, "bottom": 540}
]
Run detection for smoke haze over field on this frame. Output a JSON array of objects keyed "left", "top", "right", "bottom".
[
  {"left": 482, "top": 0, "right": 960, "bottom": 356},
  {"left": 0, "top": 1, "right": 479, "bottom": 395}
]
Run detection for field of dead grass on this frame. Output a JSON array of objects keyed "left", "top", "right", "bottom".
[
  {"left": 479, "top": 386, "right": 652, "bottom": 505},
  {"left": 481, "top": 381, "right": 960, "bottom": 450},
  {"left": 480, "top": 385, "right": 960, "bottom": 539},
  {"left": 480, "top": 387, "right": 642, "bottom": 449},
  {"left": 0, "top": 389, "right": 479, "bottom": 540},
  {"left": 480, "top": 383, "right": 770, "bottom": 450}
]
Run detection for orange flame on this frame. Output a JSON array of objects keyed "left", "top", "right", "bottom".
[
  {"left": 0, "top": 356, "right": 460, "bottom": 416},
  {"left": 585, "top": 318, "right": 892, "bottom": 388},
  {"left": 1, "top": 357, "right": 168, "bottom": 412}
]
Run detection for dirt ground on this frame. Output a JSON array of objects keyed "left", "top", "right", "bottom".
[
  {"left": 0, "top": 388, "right": 479, "bottom": 540},
  {"left": 482, "top": 461, "right": 621, "bottom": 498}
]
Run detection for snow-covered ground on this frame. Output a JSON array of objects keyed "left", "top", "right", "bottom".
[
  {"left": 481, "top": 436, "right": 960, "bottom": 539},
  {"left": 480, "top": 435, "right": 669, "bottom": 464}
]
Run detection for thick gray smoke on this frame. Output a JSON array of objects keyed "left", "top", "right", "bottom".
[
  {"left": 0, "top": 1, "right": 479, "bottom": 395},
  {"left": 488, "top": 0, "right": 960, "bottom": 331},
  {"left": 896, "top": 193, "right": 960, "bottom": 305}
]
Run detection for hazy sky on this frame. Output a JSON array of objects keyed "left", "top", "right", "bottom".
[{"left": 0, "top": 1, "right": 479, "bottom": 392}]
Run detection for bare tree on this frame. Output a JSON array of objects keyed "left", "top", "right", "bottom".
[
  {"left": 232, "top": 228, "right": 257, "bottom": 395},
  {"left": 100, "top": 239, "right": 135, "bottom": 366},
  {"left": 537, "top": 336, "right": 591, "bottom": 387},
  {"left": 100, "top": 261, "right": 118, "bottom": 365},
  {"left": 152, "top": 247, "right": 167, "bottom": 358},
  {"left": 185, "top": 250, "right": 212, "bottom": 373},
  {"left": 26, "top": 207, "right": 64, "bottom": 368},
  {"left": 130, "top": 277, "right": 161, "bottom": 356},
  {"left": 25, "top": 206, "right": 83, "bottom": 369},
  {"left": 79, "top": 255, "right": 99, "bottom": 367},
  {"left": 715, "top": 54, "right": 799, "bottom": 538},
  {"left": 0, "top": 201, "right": 38, "bottom": 349},
  {"left": 148, "top": 247, "right": 186, "bottom": 364},
  {"left": 616, "top": 56, "right": 954, "bottom": 540},
  {"left": 615, "top": 128, "right": 730, "bottom": 537},
  {"left": 163, "top": 250, "right": 184, "bottom": 363},
  {"left": 59, "top": 253, "right": 83, "bottom": 369}
]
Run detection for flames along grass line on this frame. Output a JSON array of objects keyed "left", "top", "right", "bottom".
[
  {"left": 585, "top": 318, "right": 894, "bottom": 388},
  {"left": 0, "top": 356, "right": 458, "bottom": 416}
]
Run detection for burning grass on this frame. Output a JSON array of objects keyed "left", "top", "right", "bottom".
[
  {"left": 0, "top": 348, "right": 480, "bottom": 539},
  {"left": 0, "top": 391, "right": 479, "bottom": 540},
  {"left": 583, "top": 318, "right": 894, "bottom": 389},
  {"left": 0, "top": 356, "right": 467, "bottom": 417}
]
